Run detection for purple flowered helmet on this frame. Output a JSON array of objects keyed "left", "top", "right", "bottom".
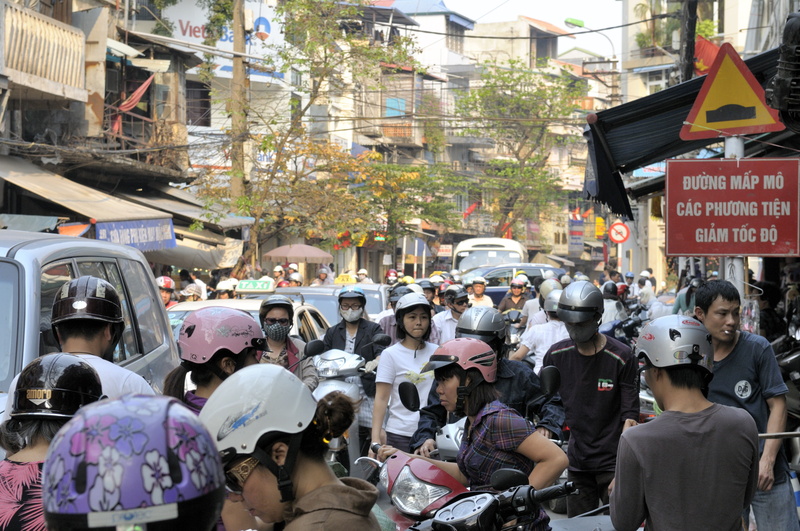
[{"left": 42, "top": 395, "right": 225, "bottom": 531}]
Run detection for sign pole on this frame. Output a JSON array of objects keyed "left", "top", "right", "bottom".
[{"left": 724, "top": 136, "right": 746, "bottom": 300}]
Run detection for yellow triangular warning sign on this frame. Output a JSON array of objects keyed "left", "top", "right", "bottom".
[{"left": 680, "top": 43, "right": 784, "bottom": 140}]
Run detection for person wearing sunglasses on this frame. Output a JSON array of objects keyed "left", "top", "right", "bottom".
[
  {"left": 371, "top": 293, "right": 437, "bottom": 454},
  {"left": 163, "top": 306, "right": 267, "bottom": 531},
  {"left": 200, "top": 364, "right": 382, "bottom": 530},
  {"left": 259, "top": 295, "right": 319, "bottom": 390},
  {"left": 432, "top": 285, "right": 471, "bottom": 345},
  {"left": 497, "top": 277, "right": 531, "bottom": 313}
]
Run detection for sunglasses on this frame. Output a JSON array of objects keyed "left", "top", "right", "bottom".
[
  {"left": 263, "top": 317, "right": 290, "bottom": 326},
  {"left": 510, "top": 285, "right": 523, "bottom": 289},
  {"left": 225, "top": 456, "right": 260, "bottom": 494},
  {"left": 340, "top": 303, "right": 362, "bottom": 310},
  {"left": 453, "top": 299, "right": 470, "bottom": 306}
]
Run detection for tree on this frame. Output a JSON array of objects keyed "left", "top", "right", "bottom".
[
  {"left": 192, "top": 0, "right": 419, "bottom": 266},
  {"left": 352, "top": 162, "right": 462, "bottom": 264},
  {"left": 454, "top": 59, "right": 586, "bottom": 237}
]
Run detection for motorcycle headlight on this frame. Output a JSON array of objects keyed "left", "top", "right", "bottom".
[
  {"left": 391, "top": 465, "right": 452, "bottom": 516},
  {"left": 315, "top": 358, "right": 342, "bottom": 377}
]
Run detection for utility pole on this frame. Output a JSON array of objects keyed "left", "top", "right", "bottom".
[
  {"left": 230, "top": 0, "right": 247, "bottom": 200},
  {"left": 678, "top": 0, "right": 699, "bottom": 82}
]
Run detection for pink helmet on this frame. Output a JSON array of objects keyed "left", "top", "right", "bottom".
[
  {"left": 156, "top": 276, "right": 175, "bottom": 291},
  {"left": 422, "top": 338, "right": 497, "bottom": 383},
  {"left": 178, "top": 307, "right": 264, "bottom": 364}
]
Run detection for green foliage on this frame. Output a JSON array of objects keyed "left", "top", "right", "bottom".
[
  {"left": 695, "top": 19, "right": 717, "bottom": 39},
  {"left": 149, "top": 0, "right": 179, "bottom": 36},
  {"left": 418, "top": 92, "right": 446, "bottom": 155},
  {"left": 453, "top": 59, "right": 585, "bottom": 235}
]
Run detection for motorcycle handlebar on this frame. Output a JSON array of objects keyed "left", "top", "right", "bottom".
[{"left": 496, "top": 482, "right": 577, "bottom": 519}]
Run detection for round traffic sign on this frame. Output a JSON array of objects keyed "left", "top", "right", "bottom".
[{"left": 609, "top": 222, "right": 630, "bottom": 244}]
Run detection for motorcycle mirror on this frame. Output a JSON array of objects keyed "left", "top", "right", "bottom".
[
  {"left": 304, "top": 339, "right": 326, "bottom": 357},
  {"left": 373, "top": 334, "right": 391, "bottom": 348},
  {"left": 398, "top": 381, "right": 420, "bottom": 412},
  {"left": 503, "top": 309, "right": 522, "bottom": 324},
  {"left": 490, "top": 468, "right": 528, "bottom": 491},
  {"left": 539, "top": 365, "right": 561, "bottom": 398}
]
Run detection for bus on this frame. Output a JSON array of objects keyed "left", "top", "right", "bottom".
[{"left": 453, "top": 238, "right": 528, "bottom": 271}]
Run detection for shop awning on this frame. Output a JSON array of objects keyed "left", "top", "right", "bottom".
[
  {"left": 144, "top": 228, "right": 243, "bottom": 269},
  {"left": 584, "top": 46, "right": 783, "bottom": 219},
  {"left": 116, "top": 190, "right": 253, "bottom": 230},
  {"left": 0, "top": 156, "right": 176, "bottom": 251},
  {"left": 545, "top": 254, "right": 575, "bottom": 268}
]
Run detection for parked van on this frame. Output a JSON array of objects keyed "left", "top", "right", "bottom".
[
  {"left": 0, "top": 230, "right": 179, "bottom": 412},
  {"left": 453, "top": 238, "right": 528, "bottom": 271}
]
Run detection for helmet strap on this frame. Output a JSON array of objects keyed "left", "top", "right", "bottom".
[
  {"left": 455, "top": 373, "right": 484, "bottom": 415},
  {"left": 254, "top": 432, "right": 303, "bottom": 502}
]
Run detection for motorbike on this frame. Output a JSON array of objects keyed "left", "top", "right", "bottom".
[
  {"left": 502, "top": 309, "right": 524, "bottom": 354},
  {"left": 305, "top": 334, "right": 391, "bottom": 473}
]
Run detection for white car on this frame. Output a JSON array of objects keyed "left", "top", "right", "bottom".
[{"left": 167, "top": 298, "right": 331, "bottom": 344}]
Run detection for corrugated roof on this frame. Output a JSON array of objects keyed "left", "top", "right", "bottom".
[{"left": 519, "top": 16, "right": 574, "bottom": 38}]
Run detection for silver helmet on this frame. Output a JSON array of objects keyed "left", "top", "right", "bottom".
[
  {"left": 634, "top": 315, "right": 713, "bottom": 375},
  {"left": 544, "top": 289, "right": 563, "bottom": 313},
  {"left": 456, "top": 306, "right": 506, "bottom": 347},
  {"left": 557, "top": 281, "right": 603, "bottom": 323},
  {"left": 538, "top": 278, "right": 562, "bottom": 301}
]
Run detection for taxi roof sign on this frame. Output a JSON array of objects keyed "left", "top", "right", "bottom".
[
  {"left": 235, "top": 278, "right": 275, "bottom": 294},
  {"left": 334, "top": 273, "right": 357, "bottom": 285},
  {"left": 680, "top": 43, "right": 784, "bottom": 140}
]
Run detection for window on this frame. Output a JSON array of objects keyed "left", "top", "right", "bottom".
[
  {"left": 0, "top": 261, "right": 21, "bottom": 392},
  {"left": 40, "top": 262, "right": 75, "bottom": 355},
  {"left": 186, "top": 80, "right": 211, "bottom": 127},
  {"left": 120, "top": 259, "right": 165, "bottom": 355},
  {"left": 645, "top": 70, "right": 668, "bottom": 94},
  {"left": 485, "top": 269, "right": 512, "bottom": 287},
  {"left": 385, "top": 97, "right": 406, "bottom": 117},
  {"left": 446, "top": 20, "right": 464, "bottom": 54}
]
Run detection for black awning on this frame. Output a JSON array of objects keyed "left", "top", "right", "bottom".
[{"left": 585, "top": 47, "right": 783, "bottom": 218}]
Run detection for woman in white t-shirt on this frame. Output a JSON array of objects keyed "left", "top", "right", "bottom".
[{"left": 371, "top": 293, "right": 437, "bottom": 453}]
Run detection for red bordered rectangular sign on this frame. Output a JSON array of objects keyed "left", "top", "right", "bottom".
[{"left": 665, "top": 158, "right": 800, "bottom": 256}]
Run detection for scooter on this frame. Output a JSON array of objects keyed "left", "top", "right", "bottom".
[
  {"left": 502, "top": 309, "right": 524, "bottom": 353},
  {"left": 305, "top": 334, "right": 391, "bottom": 473}
]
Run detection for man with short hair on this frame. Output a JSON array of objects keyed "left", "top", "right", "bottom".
[
  {"left": 469, "top": 276, "right": 494, "bottom": 308},
  {"left": 696, "top": 280, "right": 799, "bottom": 530},
  {"left": 610, "top": 315, "right": 758, "bottom": 530},
  {"left": 431, "top": 286, "right": 470, "bottom": 345}
]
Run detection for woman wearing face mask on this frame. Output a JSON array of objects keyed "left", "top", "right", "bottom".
[
  {"left": 259, "top": 295, "right": 319, "bottom": 390},
  {"left": 322, "top": 285, "right": 384, "bottom": 456},
  {"left": 371, "top": 293, "right": 437, "bottom": 453},
  {"left": 163, "top": 306, "right": 267, "bottom": 531}
]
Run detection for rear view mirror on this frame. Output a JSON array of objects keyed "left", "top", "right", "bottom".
[
  {"left": 490, "top": 468, "right": 527, "bottom": 490},
  {"left": 539, "top": 365, "right": 561, "bottom": 398},
  {"left": 398, "top": 381, "right": 420, "bottom": 412},
  {"left": 373, "top": 334, "right": 391, "bottom": 348},
  {"left": 304, "top": 339, "right": 326, "bottom": 357}
]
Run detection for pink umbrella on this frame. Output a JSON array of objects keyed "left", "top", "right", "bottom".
[{"left": 263, "top": 244, "right": 333, "bottom": 264}]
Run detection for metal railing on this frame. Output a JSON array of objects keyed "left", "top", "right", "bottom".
[{"left": 1, "top": 0, "right": 85, "bottom": 99}]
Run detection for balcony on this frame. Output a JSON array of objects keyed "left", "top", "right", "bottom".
[
  {"left": 381, "top": 120, "right": 422, "bottom": 148},
  {"left": 1, "top": 0, "right": 86, "bottom": 101}
]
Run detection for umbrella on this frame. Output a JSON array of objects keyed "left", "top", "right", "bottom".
[{"left": 263, "top": 244, "right": 333, "bottom": 264}]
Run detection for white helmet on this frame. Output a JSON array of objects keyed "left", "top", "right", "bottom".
[
  {"left": 199, "top": 364, "right": 317, "bottom": 501},
  {"left": 357, "top": 268, "right": 368, "bottom": 276},
  {"left": 634, "top": 315, "right": 713, "bottom": 375},
  {"left": 543, "top": 270, "right": 556, "bottom": 279},
  {"left": 538, "top": 278, "right": 562, "bottom": 300},
  {"left": 560, "top": 274, "right": 572, "bottom": 286},
  {"left": 395, "top": 292, "right": 430, "bottom": 313},
  {"left": 273, "top": 265, "right": 284, "bottom": 273},
  {"left": 407, "top": 283, "right": 424, "bottom": 295}
]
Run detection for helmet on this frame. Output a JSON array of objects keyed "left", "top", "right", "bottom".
[
  {"left": 407, "top": 283, "right": 424, "bottom": 295},
  {"left": 43, "top": 395, "right": 225, "bottom": 531},
  {"left": 199, "top": 365, "right": 317, "bottom": 501},
  {"left": 471, "top": 276, "right": 486, "bottom": 285},
  {"left": 51, "top": 276, "right": 124, "bottom": 327},
  {"left": 574, "top": 273, "right": 590, "bottom": 282},
  {"left": 357, "top": 268, "right": 368, "bottom": 276},
  {"left": 259, "top": 294, "right": 296, "bottom": 324},
  {"left": 288, "top": 272, "right": 303, "bottom": 283},
  {"left": 288, "top": 263, "right": 299, "bottom": 271},
  {"left": 455, "top": 307, "right": 506, "bottom": 353},
  {"left": 639, "top": 270, "right": 651, "bottom": 278},
  {"left": 422, "top": 338, "right": 497, "bottom": 383},
  {"left": 514, "top": 274, "right": 529, "bottom": 287},
  {"left": 395, "top": 293, "right": 430, "bottom": 314},
  {"left": 602, "top": 280, "right": 619, "bottom": 298},
  {"left": 542, "top": 270, "right": 556, "bottom": 279},
  {"left": 338, "top": 285, "right": 366, "bottom": 305},
  {"left": 617, "top": 282, "right": 629, "bottom": 297},
  {"left": 216, "top": 279, "right": 237, "bottom": 292},
  {"left": 12, "top": 353, "right": 102, "bottom": 420},
  {"left": 688, "top": 277, "right": 702, "bottom": 289},
  {"left": 401, "top": 275, "right": 415, "bottom": 285},
  {"left": 277, "top": 280, "right": 290, "bottom": 288},
  {"left": 634, "top": 315, "right": 713, "bottom": 376},
  {"left": 438, "top": 280, "right": 453, "bottom": 295},
  {"left": 385, "top": 269, "right": 399, "bottom": 285},
  {"left": 180, "top": 284, "right": 203, "bottom": 299},
  {"left": 317, "top": 266, "right": 331, "bottom": 276},
  {"left": 429, "top": 274, "right": 445, "bottom": 286},
  {"left": 389, "top": 285, "right": 412, "bottom": 303},
  {"left": 544, "top": 289, "right": 563, "bottom": 313},
  {"left": 417, "top": 279, "right": 435, "bottom": 291},
  {"left": 273, "top": 265, "right": 284, "bottom": 273},
  {"left": 557, "top": 281, "right": 603, "bottom": 323},
  {"left": 180, "top": 307, "right": 264, "bottom": 364},
  {"left": 625, "top": 271, "right": 635, "bottom": 279},
  {"left": 560, "top": 274, "right": 572, "bottom": 286},
  {"left": 509, "top": 277, "right": 525, "bottom": 289},
  {"left": 156, "top": 276, "right": 175, "bottom": 291},
  {"left": 444, "top": 285, "right": 469, "bottom": 304},
  {"left": 538, "top": 278, "right": 562, "bottom": 300}
]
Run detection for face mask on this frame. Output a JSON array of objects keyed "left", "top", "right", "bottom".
[
  {"left": 566, "top": 320, "right": 598, "bottom": 343},
  {"left": 340, "top": 308, "right": 363, "bottom": 323},
  {"left": 264, "top": 322, "right": 292, "bottom": 342}
]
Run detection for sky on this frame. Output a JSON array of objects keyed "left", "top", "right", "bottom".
[{"left": 453, "top": 0, "right": 625, "bottom": 60}]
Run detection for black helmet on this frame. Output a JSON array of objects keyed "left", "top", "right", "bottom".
[
  {"left": 444, "top": 285, "right": 469, "bottom": 304},
  {"left": 51, "top": 277, "right": 124, "bottom": 327},
  {"left": 602, "top": 281, "right": 618, "bottom": 299},
  {"left": 417, "top": 279, "right": 435, "bottom": 291},
  {"left": 389, "top": 285, "right": 412, "bottom": 303},
  {"left": 259, "top": 294, "right": 295, "bottom": 324},
  {"left": 12, "top": 353, "right": 103, "bottom": 420},
  {"left": 338, "top": 285, "right": 366, "bottom": 305},
  {"left": 456, "top": 307, "right": 506, "bottom": 354}
]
